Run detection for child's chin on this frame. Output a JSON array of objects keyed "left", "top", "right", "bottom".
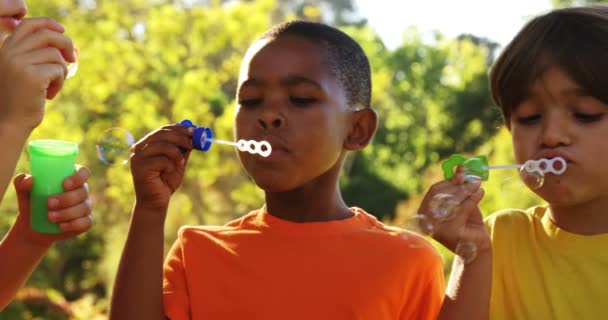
[
  {"left": 536, "top": 187, "right": 576, "bottom": 206},
  {"left": 254, "top": 180, "right": 293, "bottom": 193}
]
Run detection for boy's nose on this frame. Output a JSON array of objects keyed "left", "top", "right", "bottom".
[
  {"left": 540, "top": 117, "right": 571, "bottom": 148},
  {"left": 258, "top": 113, "right": 286, "bottom": 130}
]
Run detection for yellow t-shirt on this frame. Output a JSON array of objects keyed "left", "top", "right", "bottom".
[
  {"left": 163, "top": 207, "right": 445, "bottom": 320},
  {"left": 485, "top": 206, "right": 608, "bottom": 320}
]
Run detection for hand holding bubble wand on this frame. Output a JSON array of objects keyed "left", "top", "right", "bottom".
[
  {"left": 96, "top": 120, "right": 272, "bottom": 165},
  {"left": 410, "top": 153, "right": 567, "bottom": 263}
]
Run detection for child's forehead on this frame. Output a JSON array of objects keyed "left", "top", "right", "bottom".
[
  {"left": 238, "top": 36, "right": 335, "bottom": 84},
  {"left": 244, "top": 35, "right": 326, "bottom": 64}
]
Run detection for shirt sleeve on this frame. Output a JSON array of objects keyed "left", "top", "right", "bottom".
[{"left": 163, "top": 228, "right": 191, "bottom": 320}]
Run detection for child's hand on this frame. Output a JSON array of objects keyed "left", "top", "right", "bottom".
[
  {"left": 13, "top": 166, "right": 93, "bottom": 247},
  {"left": 0, "top": 17, "right": 76, "bottom": 130},
  {"left": 130, "top": 124, "right": 194, "bottom": 213},
  {"left": 417, "top": 166, "right": 491, "bottom": 255}
]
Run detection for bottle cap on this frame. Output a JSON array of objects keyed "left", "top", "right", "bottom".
[{"left": 180, "top": 119, "right": 213, "bottom": 151}]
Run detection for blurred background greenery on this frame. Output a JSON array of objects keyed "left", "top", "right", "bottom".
[{"left": 0, "top": 0, "right": 600, "bottom": 318}]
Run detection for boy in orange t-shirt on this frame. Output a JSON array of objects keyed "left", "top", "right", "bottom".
[{"left": 110, "top": 21, "right": 444, "bottom": 320}]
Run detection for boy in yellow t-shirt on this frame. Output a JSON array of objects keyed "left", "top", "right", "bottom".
[{"left": 419, "top": 5, "right": 608, "bottom": 320}]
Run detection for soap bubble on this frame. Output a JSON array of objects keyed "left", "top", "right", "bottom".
[
  {"left": 96, "top": 127, "right": 135, "bottom": 166},
  {"left": 519, "top": 167, "right": 545, "bottom": 189},
  {"left": 455, "top": 241, "right": 478, "bottom": 264},
  {"left": 428, "top": 193, "right": 459, "bottom": 221}
]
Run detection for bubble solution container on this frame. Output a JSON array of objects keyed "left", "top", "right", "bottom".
[{"left": 29, "top": 139, "right": 78, "bottom": 234}]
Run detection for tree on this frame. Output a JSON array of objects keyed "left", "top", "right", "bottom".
[
  {"left": 552, "top": 0, "right": 608, "bottom": 7},
  {"left": 275, "top": 0, "right": 366, "bottom": 26}
]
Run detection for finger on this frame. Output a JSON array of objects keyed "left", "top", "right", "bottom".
[
  {"left": 30, "top": 63, "right": 66, "bottom": 99},
  {"left": 456, "top": 188, "right": 485, "bottom": 223},
  {"left": 450, "top": 166, "right": 467, "bottom": 185},
  {"left": 426, "top": 179, "right": 481, "bottom": 207},
  {"left": 48, "top": 186, "right": 89, "bottom": 210},
  {"left": 8, "top": 17, "right": 64, "bottom": 43},
  {"left": 469, "top": 188, "right": 485, "bottom": 205},
  {"left": 59, "top": 214, "right": 93, "bottom": 233},
  {"left": 425, "top": 179, "right": 458, "bottom": 196},
  {"left": 62, "top": 166, "right": 90, "bottom": 191},
  {"left": 133, "top": 126, "right": 194, "bottom": 152},
  {"left": 13, "top": 173, "right": 32, "bottom": 192},
  {"left": 19, "top": 47, "right": 69, "bottom": 74},
  {"left": 144, "top": 124, "right": 195, "bottom": 143},
  {"left": 138, "top": 140, "right": 188, "bottom": 162},
  {"left": 132, "top": 154, "right": 180, "bottom": 174},
  {"left": 48, "top": 198, "right": 92, "bottom": 222},
  {"left": 13, "top": 174, "right": 33, "bottom": 216},
  {"left": 46, "top": 79, "right": 64, "bottom": 99}
]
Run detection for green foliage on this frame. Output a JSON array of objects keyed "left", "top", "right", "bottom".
[
  {"left": 275, "top": 0, "right": 366, "bottom": 26},
  {"left": 551, "top": 0, "right": 608, "bottom": 7}
]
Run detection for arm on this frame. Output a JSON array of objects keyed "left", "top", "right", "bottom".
[
  {"left": 438, "top": 250, "right": 492, "bottom": 320},
  {"left": 0, "top": 17, "right": 75, "bottom": 203},
  {"left": 110, "top": 124, "right": 193, "bottom": 320},
  {"left": 0, "top": 167, "right": 93, "bottom": 309},
  {"left": 0, "top": 124, "right": 32, "bottom": 204},
  {"left": 111, "top": 204, "right": 168, "bottom": 320},
  {"left": 417, "top": 167, "right": 492, "bottom": 320}
]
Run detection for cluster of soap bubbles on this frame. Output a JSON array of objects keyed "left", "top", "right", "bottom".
[{"left": 236, "top": 140, "right": 272, "bottom": 158}]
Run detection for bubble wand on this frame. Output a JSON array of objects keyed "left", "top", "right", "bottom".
[
  {"left": 441, "top": 154, "right": 567, "bottom": 181},
  {"left": 179, "top": 120, "right": 272, "bottom": 157}
]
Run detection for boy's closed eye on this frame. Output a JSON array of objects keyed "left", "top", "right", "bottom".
[
  {"left": 573, "top": 112, "right": 604, "bottom": 123},
  {"left": 568, "top": 95, "right": 606, "bottom": 123},
  {"left": 515, "top": 114, "right": 542, "bottom": 125},
  {"left": 290, "top": 96, "right": 317, "bottom": 107},
  {"left": 239, "top": 98, "right": 263, "bottom": 107}
]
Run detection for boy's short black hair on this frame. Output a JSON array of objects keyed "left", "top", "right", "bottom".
[
  {"left": 258, "top": 20, "right": 371, "bottom": 110},
  {"left": 490, "top": 4, "right": 608, "bottom": 127}
]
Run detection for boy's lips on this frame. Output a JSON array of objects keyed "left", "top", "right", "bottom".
[
  {"left": 252, "top": 135, "right": 289, "bottom": 160},
  {"left": 535, "top": 150, "right": 572, "bottom": 163}
]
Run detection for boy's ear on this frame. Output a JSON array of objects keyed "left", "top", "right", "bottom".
[{"left": 344, "top": 108, "right": 378, "bottom": 151}]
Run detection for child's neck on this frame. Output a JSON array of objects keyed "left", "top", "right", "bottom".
[
  {"left": 264, "top": 186, "right": 353, "bottom": 223},
  {"left": 549, "top": 198, "right": 608, "bottom": 235}
]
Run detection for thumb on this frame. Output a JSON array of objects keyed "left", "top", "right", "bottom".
[{"left": 14, "top": 173, "right": 33, "bottom": 214}]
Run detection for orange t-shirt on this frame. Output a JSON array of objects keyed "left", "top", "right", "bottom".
[{"left": 163, "top": 207, "right": 445, "bottom": 320}]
